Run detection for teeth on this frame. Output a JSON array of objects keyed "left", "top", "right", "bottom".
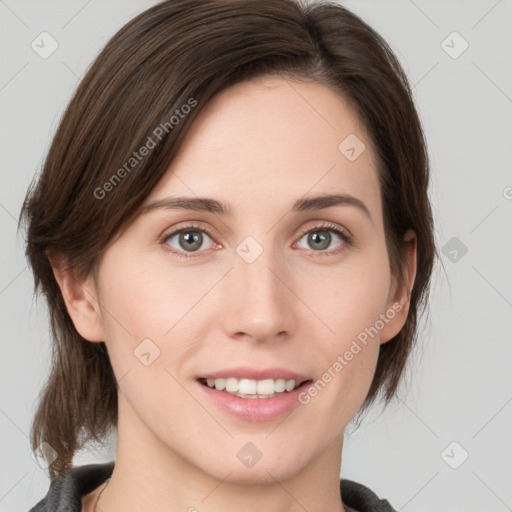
[
  {"left": 225, "top": 378, "right": 238, "bottom": 392},
  {"left": 204, "top": 377, "right": 300, "bottom": 396},
  {"left": 256, "top": 379, "right": 274, "bottom": 394},
  {"left": 274, "top": 379, "right": 286, "bottom": 393},
  {"left": 213, "top": 378, "right": 225, "bottom": 391},
  {"left": 240, "top": 379, "right": 257, "bottom": 394}
]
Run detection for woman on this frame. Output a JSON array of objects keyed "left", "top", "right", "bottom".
[{"left": 21, "top": 0, "right": 436, "bottom": 510}]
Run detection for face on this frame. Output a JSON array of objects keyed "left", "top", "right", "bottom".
[{"left": 67, "top": 76, "right": 413, "bottom": 484}]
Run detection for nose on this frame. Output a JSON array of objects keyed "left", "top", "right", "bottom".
[{"left": 220, "top": 239, "right": 296, "bottom": 343}]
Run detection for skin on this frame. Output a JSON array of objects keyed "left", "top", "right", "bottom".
[{"left": 52, "top": 76, "right": 416, "bottom": 512}]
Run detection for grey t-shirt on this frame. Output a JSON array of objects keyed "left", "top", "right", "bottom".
[{"left": 29, "top": 462, "right": 397, "bottom": 512}]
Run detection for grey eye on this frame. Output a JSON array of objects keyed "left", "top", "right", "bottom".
[
  {"left": 297, "top": 229, "right": 343, "bottom": 251},
  {"left": 165, "top": 229, "right": 213, "bottom": 253}
]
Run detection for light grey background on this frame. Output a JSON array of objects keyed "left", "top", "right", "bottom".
[{"left": 1, "top": 1, "right": 511, "bottom": 511}]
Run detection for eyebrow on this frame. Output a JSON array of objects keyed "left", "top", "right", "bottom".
[{"left": 141, "top": 193, "right": 373, "bottom": 222}]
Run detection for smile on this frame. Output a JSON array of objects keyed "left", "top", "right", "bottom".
[{"left": 198, "top": 377, "right": 307, "bottom": 399}]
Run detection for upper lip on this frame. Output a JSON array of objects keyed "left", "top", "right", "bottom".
[{"left": 198, "top": 366, "right": 311, "bottom": 383}]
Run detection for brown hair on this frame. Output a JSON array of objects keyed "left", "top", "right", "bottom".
[{"left": 19, "top": 0, "right": 436, "bottom": 479}]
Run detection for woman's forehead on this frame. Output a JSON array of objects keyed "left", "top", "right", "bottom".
[{"left": 143, "top": 77, "right": 381, "bottom": 219}]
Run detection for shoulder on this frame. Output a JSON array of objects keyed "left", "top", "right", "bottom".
[
  {"left": 28, "top": 461, "right": 115, "bottom": 512},
  {"left": 340, "top": 478, "right": 397, "bottom": 512}
]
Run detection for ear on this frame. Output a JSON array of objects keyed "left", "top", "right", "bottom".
[
  {"left": 46, "top": 249, "right": 105, "bottom": 342},
  {"left": 379, "top": 229, "right": 417, "bottom": 344}
]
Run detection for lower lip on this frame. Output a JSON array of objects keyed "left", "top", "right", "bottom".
[{"left": 196, "top": 380, "right": 311, "bottom": 422}]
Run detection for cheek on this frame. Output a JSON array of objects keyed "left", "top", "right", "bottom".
[
  {"left": 307, "top": 249, "right": 392, "bottom": 344},
  {"left": 94, "top": 255, "right": 200, "bottom": 419},
  {"left": 297, "top": 246, "right": 391, "bottom": 405},
  {"left": 98, "top": 250, "right": 190, "bottom": 337},
  {"left": 95, "top": 252, "right": 216, "bottom": 377}
]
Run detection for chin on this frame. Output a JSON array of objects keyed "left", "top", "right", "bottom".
[
  {"left": 194, "top": 449, "right": 308, "bottom": 485},
  {"left": 215, "top": 463, "right": 302, "bottom": 486}
]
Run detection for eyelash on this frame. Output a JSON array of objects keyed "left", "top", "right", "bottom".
[{"left": 159, "top": 222, "right": 353, "bottom": 260}]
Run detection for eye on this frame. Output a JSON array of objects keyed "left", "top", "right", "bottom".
[
  {"left": 160, "top": 222, "right": 352, "bottom": 259},
  {"left": 294, "top": 222, "right": 352, "bottom": 256},
  {"left": 160, "top": 223, "right": 217, "bottom": 259}
]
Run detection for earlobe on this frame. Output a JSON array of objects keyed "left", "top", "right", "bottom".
[
  {"left": 379, "top": 230, "right": 417, "bottom": 344},
  {"left": 47, "top": 250, "right": 105, "bottom": 342}
]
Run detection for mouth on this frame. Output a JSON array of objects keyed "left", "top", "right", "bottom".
[
  {"left": 195, "top": 368, "right": 314, "bottom": 421},
  {"left": 197, "top": 377, "right": 312, "bottom": 399}
]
